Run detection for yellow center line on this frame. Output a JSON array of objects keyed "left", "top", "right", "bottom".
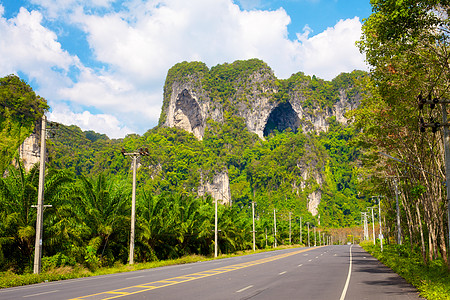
[{"left": 70, "top": 247, "right": 320, "bottom": 300}]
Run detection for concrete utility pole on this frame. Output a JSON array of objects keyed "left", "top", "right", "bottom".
[
  {"left": 273, "top": 209, "right": 277, "bottom": 248},
  {"left": 393, "top": 178, "right": 402, "bottom": 245},
  {"left": 368, "top": 207, "right": 376, "bottom": 245},
  {"left": 307, "top": 222, "right": 310, "bottom": 247},
  {"left": 265, "top": 227, "right": 268, "bottom": 248},
  {"left": 378, "top": 197, "right": 383, "bottom": 252},
  {"left": 314, "top": 226, "right": 316, "bottom": 247},
  {"left": 33, "top": 115, "right": 46, "bottom": 274},
  {"left": 289, "top": 212, "right": 292, "bottom": 245},
  {"left": 299, "top": 216, "right": 302, "bottom": 245},
  {"left": 215, "top": 196, "right": 218, "bottom": 257},
  {"left": 361, "top": 212, "right": 369, "bottom": 241},
  {"left": 122, "top": 148, "right": 149, "bottom": 264},
  {"left": 252, "top": 201, "right": 256, "bottom": 251}
]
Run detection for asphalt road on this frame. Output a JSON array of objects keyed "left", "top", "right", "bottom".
[{"left": 0, "top": 245, "right": 423, "bottom": 300}]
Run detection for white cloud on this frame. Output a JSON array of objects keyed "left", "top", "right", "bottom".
[
  {"left": 0, "top": 7, "right": 80, "bottom": 96},
  {"left": 48, "top": 104, "right": 133, "bottom": 139},
  {"left": 0, "top": 0, "right": 368, "bottom": 138},
  {"left": 297, "top": 17, "right": 367, "bottom": 80}
]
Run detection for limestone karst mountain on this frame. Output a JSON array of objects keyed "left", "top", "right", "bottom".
[
  {"left": 159, "top": 59, "right": 366, "bottom": 215},
  {"left": 159, "top": 59, "right": 363, "bottom": 140}
]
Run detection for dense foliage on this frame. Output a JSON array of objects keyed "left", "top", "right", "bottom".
[
  {"left": 0, "top": 75, "right": 48, "bottom": 174},
  {"left": 356, "top": 0, "right": 450, "bottom": 267}
]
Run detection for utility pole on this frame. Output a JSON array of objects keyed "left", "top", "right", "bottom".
[
  {"left": 273, "top": 209, "right": 277, "bottom": 248},
  {"left": 33, "top": 115, "right": 47, "bottom": 274},
  {"left": 122, "top": 148, "right": 149, "bottom": 264},
  {"left": 265, "top": 227, "right": 268, "bottom": 248},
  {"left": 314, "top": 226, "right": 316, "bottom": 247},
  {"left": 394, "top": 178, "right": 401, "bottom": 245},
  {"left": 368, "top": 207, "right": 376, "bottom": 245},
  {"left": 307, "top": 222, "right": 310, "bottom": 247},
  {"left": 361, "top": 212, "right": 369, "bottom": 241},
  {"left": 378, "top": 197, "right": 383, "bottom": 252},
  {"left": 215, "top": 196, "right": 218, "bottom": 257},
  {"left": 252, "top": 201, "right": 256, "bottom": 251},
  {"left": 289, "top": 212, "right": 292, "bottom": 245},
  {"left": 299, "top": 216, "right": 302, "bottom": 245}
]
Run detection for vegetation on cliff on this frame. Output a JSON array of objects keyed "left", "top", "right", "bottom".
[{"left": 0, "top": 75, "right": 48, "bottom": 174}]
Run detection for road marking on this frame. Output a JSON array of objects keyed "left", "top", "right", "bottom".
[
  {"left": 23, "top": 290, "right": 59, "bottom": 298},
  {"left": 70, "top": 247, "right": 323, "bottom": 300},
  {"left": 279, "top": 271, "right": 286, "bottom": 275},
  {"left": 339, "top": 245, "right": 353, "bottom": 300},
  {"left": 236, "top": 285, "right": 253, "bottom": 293},
  {"left": 298, "top": 264, "right": 303, "bottom": 267},
  {"left": 126, "top": 275, "right": 145, "bottom": 280},
  {"left": 308, "top": 259, "right": 312, "bottom": 262}
]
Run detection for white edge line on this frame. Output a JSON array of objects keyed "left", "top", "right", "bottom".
[
  {"left": 236, "top": 285, "right": 253, "bottom": 293},
  {"left": 279, "top": 271, "right": 287, "bottom": 275},
  {"left": 339, "top": 245, "right": 353, "bottom": 300},
  {"left": 23, "top": 290, "right": 59, "bottom": 298}
]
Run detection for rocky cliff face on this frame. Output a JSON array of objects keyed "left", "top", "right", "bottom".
[
  {"left": 161, "top": 60, "right": 361, "bottom": 140},
  {"left": 198, "top": 171, "right": 231, "bottom": 205},
  {"left": 159, "top": 59, "right": 364, "bottom": 214},
  {"left": 18, "top": 124, "right": 42, "bottom": 172}
]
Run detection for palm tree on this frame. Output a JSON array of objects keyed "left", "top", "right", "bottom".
[
  {"left": 0, "top": 163, "right": 39, "bottom": 272},
  {"left": 71, "top": 173, "right": 130, "bottom": 267},
  {"left": 0, "top": 161, "right": 78, "bottom": 272}
]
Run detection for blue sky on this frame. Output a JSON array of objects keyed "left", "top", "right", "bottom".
[{"left": 0, "top": 0, "right": 372, "bottom": 138}]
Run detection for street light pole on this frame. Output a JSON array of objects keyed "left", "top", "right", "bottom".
[
  {"left": 33, "top": 115, "right": 46, "bottom": 274},
  {"left": 378, "top": 197, "right": 383, "bottom": 252},
  {"left": 273, "top": 209, "right": 277, "bottom": 248},
  {"left": 368, "top": 207, "right": 376, "bottom": 245},
  {"left": 307, "top": 222, "right": 310, "bottom": 247},
  {"left": 289, "top": 212, "right": 292, "bottom": 245},
  {"left": 215, "top": 196, "right": 218, "bottom": 257},
  {"left": 394, "top": 178, "right": 402, "bottom": 245},
  {"left": 314, "top": 226, "right": 316, "bottom": 247},
  {"left": 252, "top": 201, "right": 256, "bottom": 251},
  {"left": 299, "top": 216, "right": 302, "bottom": 245}
]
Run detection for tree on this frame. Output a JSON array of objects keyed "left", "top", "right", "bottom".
[{"left": 356, "top": 0, "right": 450, "bottom": 265}]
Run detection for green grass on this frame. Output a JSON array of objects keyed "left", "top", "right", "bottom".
[
  {"left": 0, "top": 245, "right": 301, "bottom": 289},
  {"left": 360, "top": 241, "right": 450, "bottom": 300}
]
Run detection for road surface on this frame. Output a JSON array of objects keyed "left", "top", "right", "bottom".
[{"left": 0, "top": 245, "right": 423, "bottom": 299}]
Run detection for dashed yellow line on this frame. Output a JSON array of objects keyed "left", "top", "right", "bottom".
[{"left": 70, "top": 247, "right": 320, "bottom": 300}]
